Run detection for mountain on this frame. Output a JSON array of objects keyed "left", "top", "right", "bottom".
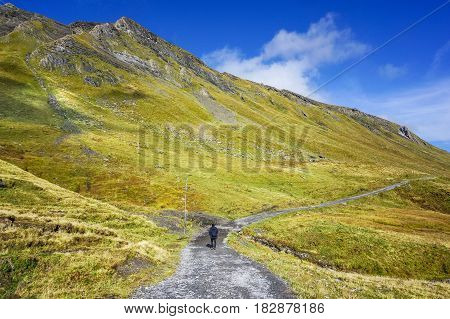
[
  {"left": 0, "top": 3, "right": 449, "bottom": 298},
  {"left": 1, "top": 3, "right": 448, "bottom": 216}
]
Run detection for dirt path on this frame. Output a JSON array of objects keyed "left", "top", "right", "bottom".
[
  {"left": 133, "top": 225, "right": 294, "bottom": 298},
  {"left": 234, "top": 180, "right": 409, "bottom": 226},
  {"left": 133, "top": 180, "right": 411, "bottom": 299}
]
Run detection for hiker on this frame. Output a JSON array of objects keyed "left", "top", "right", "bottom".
[{"left": 208, "top": 223, "right": 218, "bottom": 250}]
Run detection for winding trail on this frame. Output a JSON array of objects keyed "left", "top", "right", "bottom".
[{"left": 133, "top": 180, "right": 411, "bottom": 299}]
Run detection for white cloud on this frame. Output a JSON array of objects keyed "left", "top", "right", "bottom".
[
  {"left": 378, "top": 63, "right": 407, "bottom": 79},
  {"left": 202, "top": 14, "right": 449, "bottom": 147},
  {"left": 202, "top": 13, "right": 369, "bottom": 97},
  {"left": 429, "top": 40, "right": 450, "bottom": 75},
  {"left": 349, "top": 79, "right": 450, "bottom": 142}
]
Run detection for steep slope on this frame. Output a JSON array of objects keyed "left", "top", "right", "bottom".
[
  {"left": 0, "top": 2, "right": 449, "bottom": 221},
  {"left": 0, "top": 3, "right": 69, "bottom": 39}
]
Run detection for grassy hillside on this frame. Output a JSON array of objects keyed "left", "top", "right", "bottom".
[
  {"left": 0, "top": 158, "right": 190, "bottom": 298},
  {"left": 229, "top": 232, "right": 450, "bottom": 298},
  {"left": 230, "top": 178, "right": 450, "bottom": 297},
  {"left": 0, "top": 4, "right": 448, "bottom": 220}
]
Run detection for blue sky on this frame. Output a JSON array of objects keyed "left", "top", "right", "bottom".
[{"left": 7, "top": 0, "right": 450, "bottom": 150}]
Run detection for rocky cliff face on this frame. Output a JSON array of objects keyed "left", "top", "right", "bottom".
[
  {"left": 0, "top": 3, "right": 37, "bottom": 36},
  {"left": 0, "top": 3, "right": 69, "bottom": 38},
  {"left": 69, "top": 21, "right": 100, "bottom": 34}
]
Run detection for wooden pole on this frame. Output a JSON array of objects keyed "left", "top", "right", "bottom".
[{"left": 184, "top": 176, "right": 188, "bottom": 235}]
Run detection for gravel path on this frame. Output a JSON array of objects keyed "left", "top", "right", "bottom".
[
  {"left": 133, "top": 180, "right": 411, "bottom": 299},
  {"left": 132, "top": 225, "right": 294, "bottom": 298},
  {"left": 234, "top": 180, "right": 409, "bottom": 226}
]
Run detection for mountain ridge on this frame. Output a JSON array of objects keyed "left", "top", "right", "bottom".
[{"left": 0, "top": 3, "right": 435, "bottom": 146}]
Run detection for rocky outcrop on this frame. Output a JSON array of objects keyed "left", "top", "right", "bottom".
[
  {"left": 33, "top": 34, "right": 118, "bottom": 85},
  {"left": 251, "top": 81, "right": 429, "bottom": 145},
  {"left": 280, "top": 89, "right": 321, "bottom": 107},
  {"left": 83, "top": 72, "right": 119, "bottom": 87},
  {"left": 0, "top": 3, "right": 37, "bottom": 36},
  {"left": 37, "top": 36, "right": 89, "bottom": 73},
  {"left": 89, "top": 22, "right": 119, "bottom": 39},
  {"left": 325, "top": 104, "right": 426, "bottom": 144},
  {"left": 398, "top": 126, "right": 421, "bottom": 143},
  {"left": 0, "top": 3, "right": 69, "bottom": 38},
  {"left": 113, "top": 17, "right": 235, "bottom": 92},
  {"left": 113, "top": 51, "right": 161, "bottom": 76},
  {"left": 195, "top": 88, "right": 237, "bottom": 124},
  {"left": 84, "top": 76, "right": 101, "bottom": 87},
  {"left": 69, "top": 21, "right": 100, "bottom": 34},
  {"left": 39, "top": 52, "right": 73, "bottom": 72},
  {"left": 13, "top": 19, "right": 70, "bottom": 42},
  {"left": 114, "top": 17, "right": 158, "bottom": 42}
]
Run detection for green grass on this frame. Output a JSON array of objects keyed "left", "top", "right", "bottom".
[
  {"left": 240, "top": 180, "right": 450, "bottom": 279},
  {"left": 229, "top": 179, "right": 450, "bottom": 297},
  {"left": 229, "top": 232, "right": 450, "bottom": 298},
  {"left": 0, "top": 159, "right": 191, "bottom": 298},
  {"left": 395, "top": 179, "right": 450, "bottom": 214}
]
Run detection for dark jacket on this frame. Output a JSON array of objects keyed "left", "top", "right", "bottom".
[{"left": 209, "top": 226, "right": 218, "bottom": 239}]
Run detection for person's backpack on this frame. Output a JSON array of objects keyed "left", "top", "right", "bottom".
[{"left": 210, "top": 227, "right": 218, "bottom": 238}]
